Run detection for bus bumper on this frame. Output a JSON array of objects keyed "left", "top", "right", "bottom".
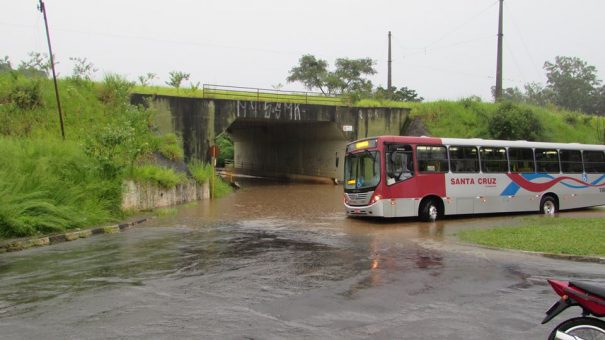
[{"left": 344, "top": 201, "right": 384, "bottom": 217}]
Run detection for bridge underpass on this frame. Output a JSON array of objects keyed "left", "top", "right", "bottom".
[
  {"left": 131, "top": 94, "right": 411, "bottom": 182},
  {"left": 227, "top": 119, "right": 346, "bottom": 181}
]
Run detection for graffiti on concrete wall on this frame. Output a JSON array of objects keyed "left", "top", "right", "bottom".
[{"left": 236, "top": 101, "right": 302, "bottom": 120}]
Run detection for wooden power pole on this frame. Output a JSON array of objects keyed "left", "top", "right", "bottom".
[
  {"left": 495, "top": 0, "right": 504, "bottom": 102},
  {"left": 38, "top": 0, "right": 66, "bottom": 140}
]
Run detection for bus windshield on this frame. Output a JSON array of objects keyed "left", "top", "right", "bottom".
[{"left": 344, "top": 150, "right": 380, "bottom": 191}]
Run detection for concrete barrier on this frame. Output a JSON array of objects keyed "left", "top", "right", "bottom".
[{"left": 121, "top": 180, "right": 209, "bottom": 211}]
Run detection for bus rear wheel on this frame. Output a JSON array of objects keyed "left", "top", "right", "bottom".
[
  {"left": 540, "top": 195, "right": 558, "bottom": 215},
  {"left": 420, "top": 199, "right": 440, "bottom": 222}
]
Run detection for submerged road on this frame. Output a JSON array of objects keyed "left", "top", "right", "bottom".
[{"left": 1, "top": 182, "right": 604, "bottom": 339}]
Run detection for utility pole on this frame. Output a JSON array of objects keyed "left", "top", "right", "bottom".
[
  {"left": 387, "top": 31, "right": 392, "bottom": 92},
  {"left": 495, "top": 0, "right": 504, "bottom": 102},
  {"left": 38, "top": 0, "right": 65, "bottom": 140}
]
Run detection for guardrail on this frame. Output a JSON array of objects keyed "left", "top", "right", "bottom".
[{"left": 202, "top": 84, "right": 343, "bottom": 106}]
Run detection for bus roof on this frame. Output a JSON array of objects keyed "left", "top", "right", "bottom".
[
  {"left": 348, "top": 136, "right": 605, "bottom": 151},
  {"left": 441, "top": 137, "right": 605, "bottom": 151}
]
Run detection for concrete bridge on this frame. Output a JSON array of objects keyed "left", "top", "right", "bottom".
[{"left": 131, "top": 94, "right": 411, "bottom": 181}]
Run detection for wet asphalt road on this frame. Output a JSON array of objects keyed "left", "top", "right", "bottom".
[{"left": 1, "top": 182, "right": 605, "bottom": 339}]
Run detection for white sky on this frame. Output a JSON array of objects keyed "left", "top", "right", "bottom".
[{"left": 2, "top": 0, "right": 604, "bottom": 101}]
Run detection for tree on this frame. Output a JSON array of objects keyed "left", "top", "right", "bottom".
[
  {"left": 332, "top": 58, "right": 376, "bottom": 95},
  {"left": 0, "top": 56, "right": 11, "bottom": 73},
  {"left": 523, "top": 82, "right": 554, "bottom": 107},
  {"left": 166, "top": 71, "right": 190, "bottom": 93},
  {"left": 137, "top": 73, "right": 157, "bottom": 86},
  {"left": 375, "top": 86, "right": 423, "bottom": 102},
  {"left": 595, "top": 85, "right": 605, "bottom": 116},
  {"left": 69, "top": 57, "right": 97, "bottom": 81},
  {"left": 286, "top": 55, "right": 329, "bottom": 94},
  {"left": 286, "top": 54, "right": 376, "bottom": 96},
  {"left": 17, "top": 52, "right": 52, "bottom": 78},
  {"left": 490, "top": 86, "right": 525, "bottom": 103},
  {"left": 544, "top": 56, "right": 601, "bottom": 113}
]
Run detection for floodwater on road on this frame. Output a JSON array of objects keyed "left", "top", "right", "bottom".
[{"left": 1, "top": 182, "right": 605, "bottom": 339}]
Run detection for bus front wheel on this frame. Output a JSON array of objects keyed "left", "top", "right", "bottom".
[
  {"left": 419, "top": 199, "right": 440, "bottom": 222},
  {"left": 540, "top": 195, "right": 558, "bottom": 216}
]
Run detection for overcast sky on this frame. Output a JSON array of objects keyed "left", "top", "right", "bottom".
[{"left": 2, "top": 0, "right": 605, "bottom": 101}]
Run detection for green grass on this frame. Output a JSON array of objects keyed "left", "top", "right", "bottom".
[
  {"left": 213, "top": 177, "right": 233, "bottom": 198},
  {"left": 133, "top": 85, "right": 345, "bottom": 106},
  {"left": 157, "top": 133, "right": 184, "bottom": 161},
  {"left": 130, "top": 164, "right": 187, "bottom": 188},
  {"left": 188, "top": 160, "right": 233, "bottom": 198},
  {"left": 0, "top": 137, "right": 122, "bottom": 238},
  {"left": 458, "top": 217, "right": 605, "bottom": 257},
  {"left": 188, "top": 160, "right": 213, "bottom": 183}
]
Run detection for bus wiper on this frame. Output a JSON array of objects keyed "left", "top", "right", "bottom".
[{"left": 362, "top": 149, "right": 376, "bottom": 161}]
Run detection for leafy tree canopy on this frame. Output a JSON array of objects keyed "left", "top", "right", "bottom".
[
  {"left": 375, "top": 86, "right": 424, "bottom": 102},
  {"left": 544, "top": 56, "right": 601, "bottom": 114},
  {"left": 287, "top": 54, "right": 376, "bottom": 96}
]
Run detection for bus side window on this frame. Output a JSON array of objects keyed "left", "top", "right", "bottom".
[
  {"left": 584, "top": 150, "right": 605, "bottom": 173},
  {"left": 386, "top": 144, "right": 414, "bottom": 185},
  {"left": 417, "top": 145, "right": 449, "bottom": 173},
  {"left": 480, "top": 147, "right": 508, "bottom": 173},
  {"left": 509, "top": 147, "right": 535, "bottom": 173},
  {"left": 536, "top": 148, "right": 560, "bottom": 173},
  {"left": 449, "top": 146, "right": 479, "bottom": 173},
  {"left": 560, "top": 150, "right": 583, "bottom": 173}
]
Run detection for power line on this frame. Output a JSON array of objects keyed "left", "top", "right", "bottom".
[
  {"left": 396, "top": 34, "right": 495, "bottom": 59},
  {"left": 0, "top": 21, "right": 308, "bottom": 58},
  {"left": 425, "top": 0, "right": 499, "bottom": 49},
  {"left": 504, "top": 1, "right": 543, "bottom": 79},
  {"left": 406, "top": 63, "right": 525, "bottom": 83}
]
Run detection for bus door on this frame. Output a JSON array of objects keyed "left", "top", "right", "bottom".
[
  {"left": 448, "top": 145, "right": 479, "bottom": 214},
  {"left": 385, "top": 143, "right": 416, "bottom": 217}
]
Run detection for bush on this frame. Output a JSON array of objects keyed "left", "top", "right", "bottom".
[
  {"left": 7, "top": 77, "right": 42, "bottom": 110},
  {"left": 130, "top": 164, "right": 186, "bottom": 188},
  {"left": 157, "top": 133, "right": 184, "bottom": 161},
  {"left": 97, "top": 73, "right": 134, "bottom": 106},
  {"left": 488, "top": 102, "right": 543, "bottom": 141},
  {"left": 215, "top": 133, "right": 233, "bottom": 166}
]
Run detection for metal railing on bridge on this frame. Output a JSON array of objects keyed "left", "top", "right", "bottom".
[{"left": 202, "top": 84, "right": 343, "bottom": 106}]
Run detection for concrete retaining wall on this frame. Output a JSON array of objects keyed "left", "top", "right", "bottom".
[{"left": 122, "top": 180, "right": 210, "bottom": 211}]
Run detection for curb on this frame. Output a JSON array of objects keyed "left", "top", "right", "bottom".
[
  {"left": 452, "top": 239, "right": 605, "bottom": 264},
  {"left": 0, "top": 218, "right": 152, "bottom": 254}
]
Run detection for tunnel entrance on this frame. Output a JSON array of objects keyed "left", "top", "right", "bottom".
[{"left": 227, "top": 119, "right": 347, "bottom": 181}]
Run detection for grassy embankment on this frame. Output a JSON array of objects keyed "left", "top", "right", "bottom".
[
  {"left": 0, "top": 73, "right": 230, "bottom": 239},
  {"left": 458, "top": 217, "right": 605, "bottom": 257}
]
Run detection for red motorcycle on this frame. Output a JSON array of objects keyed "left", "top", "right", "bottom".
[{"left": 542, "top": 279, "right": 605, "bottom": 339}]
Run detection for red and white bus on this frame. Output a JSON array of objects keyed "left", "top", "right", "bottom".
[{"left": 343, "top": 136, "right": 605, "bottom": 220}]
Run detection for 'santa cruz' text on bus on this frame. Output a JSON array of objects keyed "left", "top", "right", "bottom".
[{"left": 451, "top": 178, "right": 497, "bottom": 186}]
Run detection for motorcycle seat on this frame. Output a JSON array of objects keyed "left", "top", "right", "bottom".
[{"left": 571, "top": 281, "right": 605, "bottom": 300}]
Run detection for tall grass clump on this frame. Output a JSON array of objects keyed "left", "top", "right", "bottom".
[
  {"left": 0, "top": 137, "right": 121, "bottom": 238},
  {"left": 130, "top": 164, "right": 186, "bottom": 188},
  {"left": 188, "top": 160, "right": 213, "bottom": 183},
  {"left": 188, "top": 160, "right": 232, "bottom": 198},
  {"left": 213, "top": 177, "right": 233, "bottom": 198}
]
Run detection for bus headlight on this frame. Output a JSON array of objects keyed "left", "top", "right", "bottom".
[{"left": 370, "top": 194, "right": 381, "bottom": 205}]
